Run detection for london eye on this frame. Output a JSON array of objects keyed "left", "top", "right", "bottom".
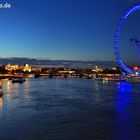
[{"left": 114, "top": 4, "right": 140, "bottom": 74}]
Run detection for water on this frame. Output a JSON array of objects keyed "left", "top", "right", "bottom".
[{"left": 0, "top": 78, "right": 140, "bottom": 140}]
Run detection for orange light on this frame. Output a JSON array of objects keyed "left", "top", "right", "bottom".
[{"left": 0, "top": 98, "right": 3, "bottom": 111}]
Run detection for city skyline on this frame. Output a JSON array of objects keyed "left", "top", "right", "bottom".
[{"left": 0, "top": 0, "right": 139, "bottom": 64}]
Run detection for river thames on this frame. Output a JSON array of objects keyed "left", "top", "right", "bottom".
[{"left": 0, "top": 78, "right": 140, "bottom": 140}]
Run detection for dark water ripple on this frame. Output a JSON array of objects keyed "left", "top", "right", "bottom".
[{"left": 0, "top": 78, "right": 140, "bottom": 139}]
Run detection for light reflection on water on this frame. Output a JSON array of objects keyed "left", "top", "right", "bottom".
[
  {"left": 117, "top": 82, "right": 132, "bottom": 93},
  {"left": 0, "top": 78, "right": 140, "bottom": 140},
  {"left": 114, "top": 82, "right": 140, "bottom": 140},
  {"left": 0, "top": 98, "right": 2, "bottom": 112}
]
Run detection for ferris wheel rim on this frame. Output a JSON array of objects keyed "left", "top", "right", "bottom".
[{"left": 114, "top": 4, "right": 140, "bottom": 74}]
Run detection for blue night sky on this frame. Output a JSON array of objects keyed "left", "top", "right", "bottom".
[{"left": 0, "top": 0, "right": 139, "bottom": 63}]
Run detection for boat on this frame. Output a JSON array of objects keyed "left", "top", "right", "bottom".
[
  {"left": 127, "top": 76, "right": 140, "bottom": 83},
  {"left": 95, "top": 76, "right": 103, "bottom": 81},
  {"left": 103, "top": 77, "right": 109, "bottom": 82},
  {"left": 109, "top": 76, "right": 126, "bottom": 82},
  {"left": 86, "top": 75, "right": 93, "bottom": 79},
  {"left": 102, "top": 76, "right": 126, "bottom": 82},
  {"left": 12, "top": 77, "right": 25, "bottom": 83}
]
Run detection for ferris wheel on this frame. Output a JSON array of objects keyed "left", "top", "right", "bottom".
[{"left": 114, "top": 4, "right": 140, "bottom": 74}]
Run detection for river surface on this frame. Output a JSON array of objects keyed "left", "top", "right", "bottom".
[{"left": 0, "top": 78, "right": 140, "bottom": 140}]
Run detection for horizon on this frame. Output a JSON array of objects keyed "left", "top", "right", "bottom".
[{"left": 0, "top": 56, "right": 115, "bottom": 62}]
